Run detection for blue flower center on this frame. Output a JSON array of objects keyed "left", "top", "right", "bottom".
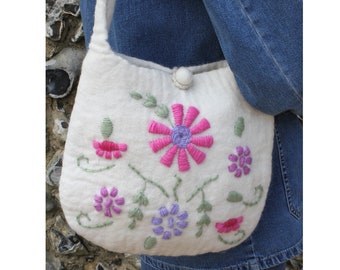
[{"left": 171, "top": 125, "right": 192, "bottom": 148}]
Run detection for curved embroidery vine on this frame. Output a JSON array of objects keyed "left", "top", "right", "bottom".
[
  {"left": 226, "top": 184, "right": 264, "bottom": 206},
  {"left": 76, "top": 212, "right": 113, "bottom": 229},
  {"left": 218, "top": 230, "right": 246, "bottom": 245},
  {"left": 186, "top": 175, "right": 219, "bottom": 238},
  {"left": 77, "top": 155, "right": 115, "bottom": 173}
]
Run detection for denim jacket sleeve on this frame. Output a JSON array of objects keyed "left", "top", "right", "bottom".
[{"left": 203, "top": 0, "right": 303, "bottom": 116}]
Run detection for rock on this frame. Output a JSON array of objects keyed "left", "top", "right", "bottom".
[
  {"left": 46, "top": 47, "right": 85, "bottom": 98},
  {"left": 46, "top": 0, "right": 81, "bottom": 41},
  {"left": 46, "top": 150, "right": 63, "bottom": 186},
  {"left": 46, "top": 192, "right": 56, "bottom": 212}
]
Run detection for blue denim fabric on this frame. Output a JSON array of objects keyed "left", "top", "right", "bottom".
[{"left": 79, "top": 1, "right": 302, "bottom": 269}]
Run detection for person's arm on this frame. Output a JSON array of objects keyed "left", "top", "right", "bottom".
[{"left": 203, "top": 0, "right": 303, "bottom": 116}]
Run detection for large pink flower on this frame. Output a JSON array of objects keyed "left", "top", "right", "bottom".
[{"left": 148, "top": 104, "right": 214, "bottom": 172}]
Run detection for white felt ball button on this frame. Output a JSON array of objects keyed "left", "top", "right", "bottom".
[{"left": 173, "top": 67, "right": 193, "bottom": 90}]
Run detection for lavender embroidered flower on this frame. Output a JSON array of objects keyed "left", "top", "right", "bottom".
[
  {"left": 148, "top": 104, "right": 214, "bottom": 172},
  {"left": 151, "top": 203, "right": 188, "bottom": 240},
  {"left": 228, "top": 146, "right": 252, "bottom": 177},
  {"left": 94, "top": 187, "right": 125, "bottom": 217}
]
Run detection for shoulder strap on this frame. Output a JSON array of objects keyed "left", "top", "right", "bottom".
[{"left": 89, "top": 0, "right": 116, "bottom": 51}]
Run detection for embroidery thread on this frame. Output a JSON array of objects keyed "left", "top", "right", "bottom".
[
  {"left": 127, "top": 164, "right": 170, "bottom": 229},
  {"left": 76, "top": 212, "right": 113, "bottom": 229},
  {"left": 94, "top": 186, "right": 125, "bottom": 217},
  {"left": 228, "top": 146, "right": 252, "bottom": 177},
  {"left": 186, "top": 175, "right": 219, "bottom": 237},
  {"left": 216, "top": 216, "right": 246, "bottom": 245},
  {"left": 77, "top": 155, "right": 115, "bottom": 173},
  {"left": 93, "top": 118, "right": 128, "bottom": 160},
  {"left": 234, "top": 117, "right": 245, "bottom": 137},
  {"left": 145, "top": 203, "right": 188, "bottom": 249},
  {"left": 226, "top": 185, "right": 264, "bottom": 207},
  {"left": 130, "top": 91, "right": 172, "bottom": 126},
  {"left": 149, "top": 104, "right": 214, "bottom": 172}
]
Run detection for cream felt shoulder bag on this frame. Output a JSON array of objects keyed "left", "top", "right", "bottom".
[{"left": 59, "top": 0, "right": 274, "bottom": 256}]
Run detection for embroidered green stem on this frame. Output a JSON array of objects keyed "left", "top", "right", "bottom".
[
  {"left": 130, "top": 91, "right": 173, "bottom": 127},
  {"left": 243, "top": 185, "right": 264, "bottom": 206},
  {"left": 186, "top": 175, "right": 219, "bottom": 203},
  {"left": 77, "top": 155, "right": 115, "bottom": 173},
  {"left": 173, "top": 175, "right": 183, "bottom": 202},
  {"left": 186, "top": 175, "right": 218, "bottom": 238},
  {"left": 127, "top": 164, "right": 170, "bottom": 229},
  {"left": 218, "top": 230, "right": 246, "bottom": 245},
  {"left": 128, "top": 164, "right": 170, "bottom": 198},
  {"left": 76, "top": 212, "right": 113, "bottom": 229}
]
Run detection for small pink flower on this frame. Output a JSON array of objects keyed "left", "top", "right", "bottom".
[
  {"left": 148, "top": 104, "right": 214, "bottom": 172},
  {"left": 94, "top": 187, "right": 125, "bottom": 217},
  {"left": 215, "top": 216, "right": 243, "bottom": 233},
  {"left": 93, "top": 140, "right": 127, "bottom": 160},
  {"left": 228, "top": 146, "right": 252, "bottom": 177}
]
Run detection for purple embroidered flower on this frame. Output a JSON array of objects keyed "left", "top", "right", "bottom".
[
  {"left": 148, "top": 104, "right": 214, "bottom": 172},
  {"left": 151, "top": 203, "right": 188, "bottom": 240},
  {"left": 94, "top": 187, "right": 125, "bottom": 217},
  {"left": 228, "top": 146, "right": 252, "bottom": 178}
]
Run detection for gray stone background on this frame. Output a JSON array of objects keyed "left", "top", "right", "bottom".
[{"left": 45, "top": 1, "right": 302, "bottom": 269}]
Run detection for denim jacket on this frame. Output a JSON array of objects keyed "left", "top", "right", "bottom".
[{"left": 80, "top": 0, "right": 302, "bottom": 269}]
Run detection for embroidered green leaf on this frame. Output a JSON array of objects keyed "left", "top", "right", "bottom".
[
  {"left": 234, "top": 117, "right": 245, "bottom": 137},
  {"left": 133, "top": 192, "right": 149, "bottom": 206},
  {"left": 128, "top": 219, "right": 136, "bottom": 230},
  {"left": 143, "top": 94, "right": 157, "bottom": 108},
  {"left": 196, "top": 214, "right": 211, "bottom": 226},
  {"left": 101, "top": 117, "right": 113, "bottom": 139},
  {"left": 144, "top": 236, "right": 157, "bottom": 250},
  {"left": 135, "top": 208, "right": 143, "bottom": 221},
  {"left": 197, "top": 200, "right": 212, "bottom": 213},
  {"left": 155, "top": 104, "right": 169, "bottom": 119},
  {"left": 227, "top": 191, "right": 243, "bottom": 203},
  {"left": 195, "top": 227, "right": 203, "bottom": 238},
  {"left": 128, "top": 208, "right": 143, "bottom": 221},
  {"left": 130, "top": 91, "right": 143, "bottom": 100}
]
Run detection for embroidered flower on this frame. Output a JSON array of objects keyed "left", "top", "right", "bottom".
[
  {"left": 228, "top": 146, "right": 252, "bottom": 177},
  {"left": 151, "top": 203, "right": 188, "bottom": 240},
  {"left": 94, "top": 187, "right": 125, "bottom": 217},
  {"left": 215, "top": 216, "right": 243, "bottom": 233},
  {"left": 93, "top": 140, "right": 127, "bottom": 160},
  {"left": 148, "top": 104, "right": 214, "bottom": 172}
]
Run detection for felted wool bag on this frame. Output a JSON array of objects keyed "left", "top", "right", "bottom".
[{"left": 59, "top": 0, "right": 274, "bottom": 256}]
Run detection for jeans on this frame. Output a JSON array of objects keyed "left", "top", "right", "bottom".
[{"left": 79, "top": 1, "right": 302, "bottom": 269}]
